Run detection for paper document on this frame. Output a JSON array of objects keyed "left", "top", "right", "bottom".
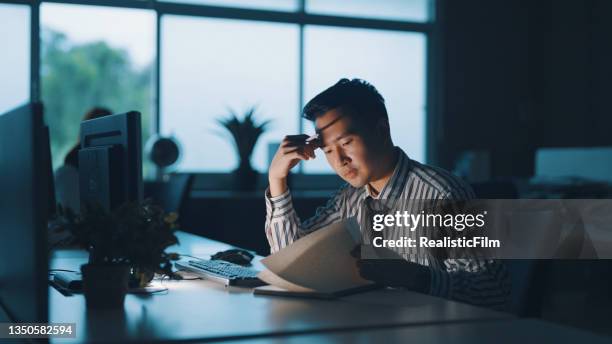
[{"left": 257, "top": 218, "right": 373, "bottom": 294}]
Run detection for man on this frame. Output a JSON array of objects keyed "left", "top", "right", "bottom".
[
  {"left": 55, "top": 106, "right": 112, "bottom": 214},
  {"left": 265, "top": 78, "right": 509, "bottom": 309}
]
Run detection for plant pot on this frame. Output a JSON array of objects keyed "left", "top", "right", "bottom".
[
  {"left": 130, "top": 268, "right": 155, "bottom": 289},
  {"left": 233, "top": 163, "right": 258, "bottom": 191},
  {"left": 81, "top": 264, "right": 129, "bottom": 309}
]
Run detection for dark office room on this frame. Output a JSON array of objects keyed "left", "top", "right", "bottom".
[{"left": 1, "top": 0, "right": 612, "bottom": 343}]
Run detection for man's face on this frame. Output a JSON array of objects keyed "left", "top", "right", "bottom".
[{"left": 314, "top": 108, "right": 380, "bottom": 188}]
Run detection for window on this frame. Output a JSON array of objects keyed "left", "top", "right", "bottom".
[
  {"left": 10, "top": 0, "right": 431, "bottom": 176},
  {"left": 0, "top": 4, "right": 30, "bottom": 114},
  {"left": 40, "top": 3, "right": 155, "bottom": 170},
  {"left": 159, "top": 0, "right": 299, "bottom": 12},
  {"left": 306, "top": 0, "right": 432, "bottom": 22},
  {"left": 303, "top": 26, "right": 426, "bottom": 173},
  {"left": 161, "top": 16, "right": 299, "bottom": 172}
]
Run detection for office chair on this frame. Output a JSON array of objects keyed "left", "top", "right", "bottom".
[{"left": 504, "top": 259, "right": 544, "bottom": 317}]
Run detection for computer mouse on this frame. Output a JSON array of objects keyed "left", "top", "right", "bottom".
[{"left": 211, "top": 249, "right": 254, "bottom": 266}]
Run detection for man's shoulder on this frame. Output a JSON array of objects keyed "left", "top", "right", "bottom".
[{"left": 406, "top": 159, "right": 474, "bottom": 199}]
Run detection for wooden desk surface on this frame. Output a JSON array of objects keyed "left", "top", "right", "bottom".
[
  {"left": 218, "top": 319, "right": 612, "bottom": 344},
  {"left": 48, "top": 231, "right": 512, "bottom": 343}
]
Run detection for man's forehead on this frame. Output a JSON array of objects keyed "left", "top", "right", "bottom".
[
  {"left": 314, "top": 112, "right": 346, "bottom": 134},
  {"left": 314, "top": 114, "right": 357, "bottom": 146}
]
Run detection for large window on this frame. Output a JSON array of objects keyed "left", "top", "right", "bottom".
[
  {"left": 40, "top": 3, "right": 155, "bottom": 170},
  {"left": 161, "top": 16, "right": 428, "bottom": 173},
  {"left": 0, "top": 4, "right": 30, "bottom": 114},
  {"left": 306, "top": 0, "right": 431, "bottom": 22},
  {"left": 303, "top": 26, "right": 426, "bottom": 173},
  {"left": 2, "top": 0, "right": 433, "bottom": 177},
  {"left": 161, "top": 16, "right": 299, "bottom": 172},
  {"left": 160, "top": 0, "right": 299, "bottom": 12}
]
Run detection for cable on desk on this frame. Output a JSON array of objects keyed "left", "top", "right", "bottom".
[
  {"left": 48, "top": 269, "right": 171, "bottom": 295},
  {"left": 48, "top": 269, "right": 79, "bottom": 276},
  {"left": 49, "top": 269, "right": 79, "bottom": 272},
  {"left": 148, "top": 288, "right": 169, "bottom": 295},
  {"left": 178, "top": 253, "right": 210, "bottom": 261},
  {"left": 173, "top": 269, "right": 204, "bottom": 280},
  {"left": 133, "top": 286, "right": 170, "bottom": 295}
]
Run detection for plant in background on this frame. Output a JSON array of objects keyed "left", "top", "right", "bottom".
[
  {"left": 216, "top": 107, "right": 271, "bottom": 190},
  {"left": 217, "top": 106, "right": 271, "bottom": 171},
  {"left": 57, "top": 200, "right": 180, "bottom": 288}
]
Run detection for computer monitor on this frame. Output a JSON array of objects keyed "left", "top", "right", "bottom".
[
  {"left": 42, "top": 125, "right": 57, "bottom": 217},
  {"left": 535, "top": 146, "right": 612, "bottom": 183},
  {"left": 0, "top": 102, "right": 49, "bottom": 322},
  {"left": 79, "top": 111, "right": 143, "bottom": 211}
]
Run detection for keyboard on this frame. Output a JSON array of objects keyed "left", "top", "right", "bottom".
[{"left": 175, "top": 259, "right": 266, "bottom": 287}]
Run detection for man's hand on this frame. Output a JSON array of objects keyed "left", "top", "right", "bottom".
[
  {"left": 351, "top": 246, "right": 431, "bottom": 292},
  {"left": 269, "top": 135, "right": 316, "bottom": 197}
]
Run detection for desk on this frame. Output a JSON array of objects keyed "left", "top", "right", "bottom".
[
  {"left": 49, "top": 231, "right": 511, "bottom": 343},
  {"left": 220, "top": 319, "right": 612, "bottom": 344}
]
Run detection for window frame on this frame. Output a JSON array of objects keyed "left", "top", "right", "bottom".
[{"left": 4, "top": 0, "right": 441, "bottom": 181}]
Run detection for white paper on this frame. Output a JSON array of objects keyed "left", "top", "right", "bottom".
[{"left": 258, "top": 218, "right": 372, "bottom": 293}]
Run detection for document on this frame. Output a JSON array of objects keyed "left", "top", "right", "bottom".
[{"left": 254, "top": 218, "right": 377, "bottom": 298}]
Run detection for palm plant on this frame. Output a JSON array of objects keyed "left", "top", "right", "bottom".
[{"left": 217, "top": 107, "right": 271, "bottom": 171}]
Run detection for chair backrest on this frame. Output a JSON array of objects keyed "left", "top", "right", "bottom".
[
  {"left": 144, "top": 174, "right": 193, "bottom": 214},
  {"left": 504, "top": 259, "right": 543, "bottom": 317}
]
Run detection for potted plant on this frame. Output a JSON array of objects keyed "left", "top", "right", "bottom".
[
  {"left": 217, "top": 107, "right": 271, "bottom": 191},
  {"left": 57, "top": 200, "right": 180, "bottom": 309}
]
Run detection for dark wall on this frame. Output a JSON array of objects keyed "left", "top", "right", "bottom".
[{"left": 438, "top": 0, "right": 612, "bottom": 177}]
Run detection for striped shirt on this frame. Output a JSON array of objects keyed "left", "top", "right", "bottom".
[{"left": 265, "top": 147, "right": 510, "bottom": 309}]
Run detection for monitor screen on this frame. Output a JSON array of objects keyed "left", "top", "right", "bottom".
[
  {"left": 0, "top": 102, "right": 49, "bottom": 322},
  {"left": 79, "top": 111, "right": 143, "bottom": 211}
]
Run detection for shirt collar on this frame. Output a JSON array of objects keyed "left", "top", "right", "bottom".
[
  {"left": 365, "top": 183, "right": 378, "bottom": 199},
  {"left": 364, "top": 147, "right": 411, "bottom": 201}
]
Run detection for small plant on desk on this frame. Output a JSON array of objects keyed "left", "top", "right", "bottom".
[{"left": 56, "top": 200, "right": 180, "bottom": 309}]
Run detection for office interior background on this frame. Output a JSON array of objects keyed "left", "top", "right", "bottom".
[{"left": 2, "top": 0, "right": 612, "bottom": 336}]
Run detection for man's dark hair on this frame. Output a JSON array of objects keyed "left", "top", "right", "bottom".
[
  {"left": 302, "top": 78, "right": 388, "bottom": 127},
  {"left": 64, "top": 106, "right": 113, "bottom": 168}
]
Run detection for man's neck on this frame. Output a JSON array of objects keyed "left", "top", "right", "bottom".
[{"left": 367, "top": 148, "right": 399, "bottom": 197}]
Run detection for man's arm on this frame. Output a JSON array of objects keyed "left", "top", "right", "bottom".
[
  {"left": 265, "top": 134, "right": 345, "bottom": 253},
  {"left": 357, "top": 182, "right": 510, "bottom": 310},
  {"left": 429, "top": 258, "right": 510, "bottom": 310},
  {"left": 429, "top": 188, "right": 510, "bottom": 310},
  {"left": 264, "top": 185, "right": 346, "bottom": 253},
  {"left": 354, "top": 243, "right": 511, "bottom": 310}
]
